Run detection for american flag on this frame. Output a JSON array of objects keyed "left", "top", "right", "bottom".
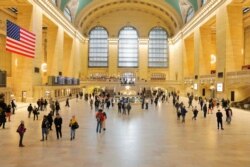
[{"left": 6, "top": 20, "right": 36, "bottom": 58}]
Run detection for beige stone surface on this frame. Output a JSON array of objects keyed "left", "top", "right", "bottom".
[{"left": 0, "top": 97, "right": 249, "bottom": 167}]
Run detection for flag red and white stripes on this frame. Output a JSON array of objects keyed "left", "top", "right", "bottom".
[{"left": 6, "top": 20, "right": 36, "bottom": 58}]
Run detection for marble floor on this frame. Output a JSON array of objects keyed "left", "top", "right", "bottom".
[{"left": 0, "top": 97, "right": 250, "bottom": 167}]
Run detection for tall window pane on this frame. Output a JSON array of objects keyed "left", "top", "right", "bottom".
[
  {"left": 185, "top": 7, "right": 195, "bottom": 23},
  {"left": 64, "top": 7, "right": 72, "bottom": 22},
  {"left": 148, "top": 27, "right": 168, "bottom": 67},
  {"left": 88, "top": 27, "right": 108, "bottom": 67},
  {"left": 118, "top": 27, "right": 138, "bottom": 67}
]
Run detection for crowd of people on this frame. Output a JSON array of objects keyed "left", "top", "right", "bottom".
[
  {"left": 0, "top": 89, "right": 237, "bottom": 148},
  {"left": 173, "top": 92, "right": 233, "bottom": 130},
  {"left": 0, "top": 93, "right": 82, "bottom": 147}
]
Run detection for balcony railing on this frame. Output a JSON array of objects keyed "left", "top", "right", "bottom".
[{"left": 226, "top": 70, "right": 250, "bottom": 79}]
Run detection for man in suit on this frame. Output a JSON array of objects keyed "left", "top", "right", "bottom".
[
  {"left": 54, "top": 113, "right": 63, "bottom": 139},
  {"left": 216, "top": 110, "right": 224, "bottom": 130}
]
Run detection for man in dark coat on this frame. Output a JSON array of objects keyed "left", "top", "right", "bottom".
[
  {"left": 54, "top": 113, "right": 63, "bottom": 139},
  {"left": 0, "top": 94, "right": 7, "bottom": 128},
  {"left": 216, "top": 110, "right": 224, "bottom": 130},
  {"left": 203, "top": 103, "right": 208, "bottom": 118},
  {"left": 181, "top": 106, "right": 187, "bottom": 123}
]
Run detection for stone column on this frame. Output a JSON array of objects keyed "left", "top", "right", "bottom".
[
  {"left": 199, "top": 27, "right": 214, "bottom": 75},
  {"left": 81, "top": 40, "right": 88, "bottom": 79},
  {"left": 73, "top": 38, "right": 82, "bottom": 78},
  {"left": 193, "top": 29, "right": 201, "bottom": 95},
  {"left": 108, "top": 39, "right": 118, "bottom": 77},
  {"left": 63, "top": 34, "right": 73, "bottom": 77},
  {"left": 183, "top": 36, "right": 194, "bottom": 77},
  {"left": 12, "top": 4, "right": 43, "bottom": 102},
  {"left": 216, "top": 4, "right": 244, "bottom": 98},
  {"left": 46, "top": 26, "right": 58, "bottom": 76},
  {"left": 138, "top": 39, "right": 148, "bottom": 80},
  {"left": 226, "top": 5, "right": 244, "bottom": 72}
]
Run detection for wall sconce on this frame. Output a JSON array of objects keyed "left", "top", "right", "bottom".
[
  {"left": 210, "top": 54, "right": 216, "bottom": 64},
  {"left": 210, "top": 85, "right": 215, "bottom": 90},
  {"left": 41, "top": 63, "right": 47, "bottom": 72}
]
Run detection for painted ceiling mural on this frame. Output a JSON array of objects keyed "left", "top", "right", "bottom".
[{"left": 56, "top": 0, "right": 205, "bottom": 23}]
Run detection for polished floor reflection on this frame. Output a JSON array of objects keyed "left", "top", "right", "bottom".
[{"left": 0, "top": 97, "right": 249, "bottom": 167}]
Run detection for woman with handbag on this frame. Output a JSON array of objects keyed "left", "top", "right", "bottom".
[
  {"left": 69, "top": 115, "right": 79, "bottom": 140},
  {"left": 17, "top": 120, "right": 26, "bottom": 147}
]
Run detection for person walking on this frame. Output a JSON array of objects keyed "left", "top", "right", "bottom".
[
  {"left": 27, "top": 104, "right": 33, "bottom": 118},
  {"left": 154, "top": 96, "right": 159, "bottom": 107},
  {"left": 181, "top": 106, "right": 187, "bottom": 123},
  {"left": 69, "top": 115, "right": 79, "bottom": 140},
  {"left": 54, "top": 113, "right": 63, "bottom": 139},
  {"left": 208, "top": 100, "right": 213, "bottom": 114},
  {"left": 216, "top": 110, "right": 224, "bottom": 130},
  {"left": 65, "top": 98, "right": 70, "bottom": 107},
  {"left": 192, "top": 106, "right": 199, "bottom": 120},
  {"left": 6, "top": 104, "right": 11, "bottom": 122},
  {"left": 203, "top": 103, "right": 208, "bottom": 118},
  {"left": 17, "top": 120, "right": 26, "bottom": 147},
  {"left": 0, "top": 109, "right": 6, "bottom": 129},
  {"left": 33, "top": 106, "right": 39, "bottom": 120},
  {"left": 118, "top": 101, "right": 122, "bottom": 114},
  {"left": 40, "top": 115, "right": 49, "bottom": 141},
  {"left": 55, "top": 101, "right": 60, "bottom": 114},
  {"left": 47, "top": 112, "right": 53, "bottom": 130},
  {"left": 141, "top": 98, "right": 145, "bottom": 109},
  {"left": 96, "top": 109, "right": 104, "bottom": 133},
  {"left": 176, "top": 102, "right": 181, "bottom": 120},
  {"left": 127, "top": 103, "right": 132, "bottom": 115},
  {"left": 188, "top": 95, "right": 193, "bottom": 108},
  {"left": 102, "top": 111, "right": 107, "bottom": 131},
  {"left": 11, "top": 99, "right": 16, "bottom": 114},
  {"left": 225, "top": 107, "right": 233, "bottom": 124},
  {"left": 200, "top": 98, "right": 204, "bottom": 110},
  {"left": 44, "top": 99, "right": 48, "bottom": 110},
  {"left": 90, "top": 98, "right": 93, "bottom": 110},
  {"left": 76, "top": 94, "right": 79, "bottom": 102},
  {"left": 145, "top": 97, "right": 149, "bottom": 110},
  {"left": 122, "top": 103, "right": 126, "bottom": 115},
  {"left": 50, "top": 101, "right": 55, "bottom": 116}
]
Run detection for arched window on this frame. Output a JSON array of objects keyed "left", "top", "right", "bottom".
[
  {"left": 51, "top": 0, "right": 57, "bottom": 6},
  {"left": 185, "top": 6, "right": 195, "bottom": 23},
  {"left": 118, "top": 26, "right": 138, "bottom": 67},
  {"left": 148, "top": 27, "right": 168, "bottom": 67},
  {"left": 88, "top": 27, "right": 108, "bottom": 67},
  {"left": 64, "top": 7, "right": 72, "bottom": 22}
]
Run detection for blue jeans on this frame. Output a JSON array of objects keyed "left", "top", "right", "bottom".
[
  {"left": 70, "top": 128, "right": 75, "bottom": 139},
  {"left": 42, "top": 128, "right": 47, "bottom": 140},
  {"left": 96, "top": 121, "right": 102, "bottom": 133}
]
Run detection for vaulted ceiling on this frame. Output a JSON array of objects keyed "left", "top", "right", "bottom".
[
  {"left": 59, "top": 0, "right": 199, "bottom": 17},
  {"left": 56, "top": 0, "right": 203, "bottom": 37}
]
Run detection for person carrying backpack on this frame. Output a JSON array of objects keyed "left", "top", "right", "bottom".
[
  {"left": 33, "top": 106, "right": 39, "bottom": 120},
  {"left": 40, "top": 115, "right": 49, "bottom": 141},
  {"left": 17, "top": 120, "right": 26, "bottom": 147},
  {"left": 69, "top": 115, "right": 79, "bottom": 140},
  {"left": 96, "top": 109, "right": 104, "bottom": 133}
]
